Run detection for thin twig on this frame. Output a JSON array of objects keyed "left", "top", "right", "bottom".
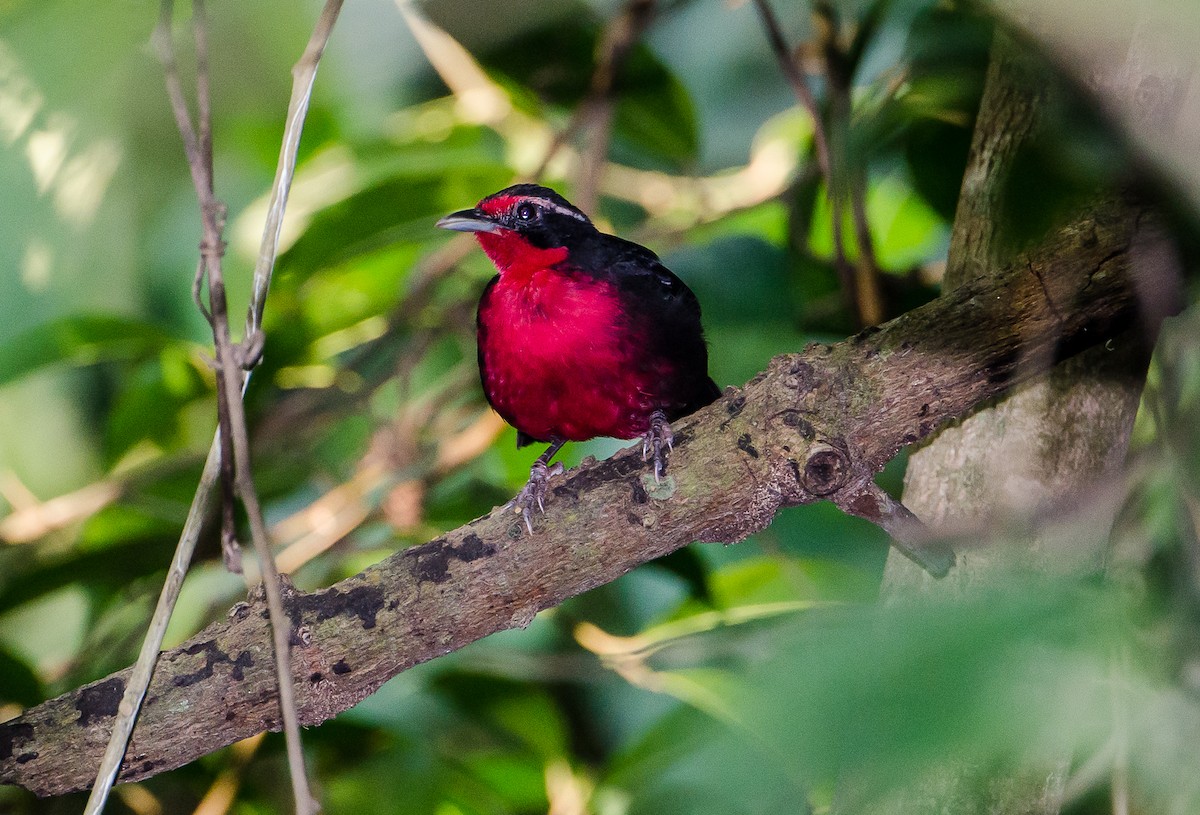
[
  {"left": 815, "top": 0, "right": 884, "bottom": 325},
  {"left": 82, "top": 2, "right": 344, "bottom": 812},
  {"left": 248, "top": 0, "right": 345, "bottom": 335},
  {"left": 753, "top": 0, "right": 830, "bottom": 178},
  {"left": 529, "top": 0, "right": 655, "bottom": 199},
  {"left": 573, "top": 0, "right": 656, "bottom": 213},
  {"left": 81, "top": 438, "right": 222, "bottom": 815},
  {"left": 180, "top": 0, "right": 319, "bottom": 808},
  {"left": 751, "top": 0, "right": 857, "bottom": 315},
  {"left": 154, "top": 0, "right": 241, "bottom": 572}
]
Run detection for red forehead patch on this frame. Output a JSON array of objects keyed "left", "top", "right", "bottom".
[{"left": 478, "top": 194, "right": 518, "bottom": 217}]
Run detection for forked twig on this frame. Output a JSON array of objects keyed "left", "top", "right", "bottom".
[{"left": 82, "top": 2, "right": 345, "bottom": 813}]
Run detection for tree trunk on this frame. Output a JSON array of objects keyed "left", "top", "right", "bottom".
[{"left": 850, "top": 20, "right": 1184, "bottom": 815}]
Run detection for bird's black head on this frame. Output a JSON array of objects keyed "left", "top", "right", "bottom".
[{"left": 436, "top": 184, "right": 596, "bottom": 250}]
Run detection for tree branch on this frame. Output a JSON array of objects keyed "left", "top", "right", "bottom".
[
  {"left": 0, "top": 201, "right": 1150, "bottom": 796},
  {"left": 0, "top": 198, "right": 1142, "bottom": 796}
]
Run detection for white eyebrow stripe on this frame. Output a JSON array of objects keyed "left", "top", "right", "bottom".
[{"left": 524, "top": 196, "right": 590, "bottom": 223}]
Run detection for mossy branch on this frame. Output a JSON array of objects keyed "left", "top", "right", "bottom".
[{"left": 0, "top": 204, "right": 1149, "bottom": 796}]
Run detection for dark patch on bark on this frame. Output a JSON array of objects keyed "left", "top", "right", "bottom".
[
  {"left": 720, "top": 392, "right": 746, "bottom": 430},
  {"left": 294, "top": 583, "right": 386, "bottom": 628},
  {"left": 405, "top": 536, "right": 497, "bottom": 585},
  {"left": 310, "top": 672, "right": 323, "bottom": 683},
  {"left": 457, "top": 534, "right": 496, "bottom": 562},
  {"left": 552, "top": 482, "right": 580, "bottom": 502},
  {"left": 737, "top": 434, "right": 760, "bottom": 459},
  {"left": 0, "top": 722, "right": 33, "bottom": 760},
  {"left": 627, "top": 512, "right": 642, "bottom": 525},
  {"left": 332, "top": 660, "right": 351, "bottom": 675},
  {"left": 789, "top": 358, "right": 815, "bottom": 381},
  {"left": 563, "top": 454, "right": 641, "bottom": 495},
  {"left": 775, "top": 408, "right": 816, "bottom": 439},
  {"left": 15, "top": 752, "right": 37, "bottom": 764},
  {"left": 230, "top": 651, "right": 253, "bottom": 681},
  {"left": 630, "top": 478, "right": 648, "bottom": 504},
  {"left": 173, "top": 641, "right": 253, "bottom": 687},
  {"left": 788, "top": 460, "right": 803, "bottom": 484},
  {"left": 984, "top": 347, "right": 1020, "bottom": 385},
  {"left": 852, "top": 326, "right": 882, "bottom": 344},
  {"left": 76, "top": 677, "right": 124, "bottom": 726}
]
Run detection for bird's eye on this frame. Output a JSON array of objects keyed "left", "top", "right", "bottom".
[{"left": 515, "top": 202, "right": 538, "bottom": 221}]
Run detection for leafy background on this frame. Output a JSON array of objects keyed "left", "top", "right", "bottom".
[{"left": 1, "top": 0, "right": 1199, "bottom": 813}]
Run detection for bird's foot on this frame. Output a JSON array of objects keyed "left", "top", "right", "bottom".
[
  {"left": 641, "top": 410, "right": 674, "bottom": 483},
  {"left": 512, "top": 460, "right": 565, "bottom": 533}
]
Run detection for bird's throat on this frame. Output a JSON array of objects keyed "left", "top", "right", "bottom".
[{"left": 476, "top": 231, "right": 569, "bottom": 283}]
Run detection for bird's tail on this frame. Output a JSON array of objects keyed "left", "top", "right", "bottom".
[{"left": 689, "top": 376, "right": 722, "bottom": 414}]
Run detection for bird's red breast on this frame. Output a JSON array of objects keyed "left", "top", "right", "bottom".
[{"left": 476, "top": 230, "right": 666, "bottom": 442}]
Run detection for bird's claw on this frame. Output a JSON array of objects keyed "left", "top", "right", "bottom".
[
  {"left": 513, "top": 460, "right": 564, "bottom": 533},
  {"left": 642, "top": 410, "right": 674, "bottom": 483}
]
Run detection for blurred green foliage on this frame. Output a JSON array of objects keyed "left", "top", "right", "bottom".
[{"left": 1, "top": 0, "right": 1198, "bottom": 813}]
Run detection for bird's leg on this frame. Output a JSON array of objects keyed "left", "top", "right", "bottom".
[
  {"left": 512, "top": 440, "right": 566, "bottom": 533},
  {"left": 642, "top": 410, "right": 674, "bottom": 483}
]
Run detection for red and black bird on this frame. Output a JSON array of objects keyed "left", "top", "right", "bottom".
[{"left": 437, "top": 184, "right": 720, "bottom": 527}]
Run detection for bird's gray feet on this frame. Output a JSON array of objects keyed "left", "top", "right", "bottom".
[
  {"left": 512, "top": 459, "right": 565, "bottom": 533},
  {"left": 642, "top": 410, "right": 674, "bottom": 482}
]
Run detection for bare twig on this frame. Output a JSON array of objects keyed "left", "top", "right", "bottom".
[
  {"left": 751, "top": 0, "right": 859, "bottom": 319},
  {"left": 522, "top": 0, "right": 657, "bottom": 197},
  {"left": 815, "top": 0, "right": 884, "bottom": 326},
  {"left": 81, "top": 2, "right": 344, "bottom": 813},
  {"left": 81, "top": 437, "right": 222, "bottom": 815},
  {"left": 171, "top": 0, "right": 321, "bottom": 808},
  {"left": 753, "top": 0, "right": 888, "bottom": 324},
  {"left": 248, "top": 0, "right": 344, "bottom": 335},
  {"left": 835, "top": 480, "right": 954, "bottom": 576},
  {"left": 753, "top": 0, "right": 832, "bottom": 179},
  {"left": 153, "top": 0, "right": 242, "bottom": 573},
  {"left": 573, "top": 0, "right": 656, "bottom": 213}
]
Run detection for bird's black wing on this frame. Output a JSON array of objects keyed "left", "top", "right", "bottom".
[
  {"left": 601, "top": 238, "right": 700, "bottom": 310},
  {"left": 600, "top": 238, "right": 721, "bottom": 416}
]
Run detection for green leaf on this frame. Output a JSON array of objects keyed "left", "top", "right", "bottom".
[
  {"left": 0, "top": 644, "right": 43, "bottom": 707},
  {"left": 0, "top": 315, "right": 173, "bottom": 387},
  {"left": 103, "top": 349, "right": 210, "bottom": 463},
  {"left": 475, "top": 17, "right": 699, "bottom": 169},
  {"left": 610, "top": 45, "right": 700, "bottom": 169}
]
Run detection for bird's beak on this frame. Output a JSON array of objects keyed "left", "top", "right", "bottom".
[{"left": 436, "top": 209, "right": 503, "bottom": 234}]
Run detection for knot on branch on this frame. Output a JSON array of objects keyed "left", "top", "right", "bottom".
[
  {"left": 801, "top": 441, "right": 851, "bottom": 496},
  {"left": 199, "top": 236, "right": 228, "bottom": 260}
]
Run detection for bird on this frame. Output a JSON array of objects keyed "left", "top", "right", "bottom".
[{"left": 437, "top": 183, "right": 720, "bottom": 530}]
